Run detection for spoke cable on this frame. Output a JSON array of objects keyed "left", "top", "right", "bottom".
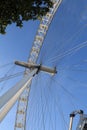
[
  {"left": 0, "top": 62, "right": 14, "bottom": 69},
  {"left": 47, "top": 40, "right": 87, "bottom": 64},
  {"left": 47, "top": 77, "right": 68, "bottom": 130},
  {"left": 52, "top": 78, "right": 87, "bottom": 109},
  {"left": 0, "top": 64, "right": 16, "bottom": 94},
  {"left": 45, "top": 23, "right": 87, "bottom": 64},
  {"left": 0, "top": 71, "right": 24, "bottom": 83}
]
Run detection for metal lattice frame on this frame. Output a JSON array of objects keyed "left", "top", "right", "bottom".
[{"left": 14, "top": 0, "right": 62, "bottom": 129}]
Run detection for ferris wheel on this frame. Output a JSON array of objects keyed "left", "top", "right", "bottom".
[{"left": 0, "top": 0, "right": 87, "bottom": 130}]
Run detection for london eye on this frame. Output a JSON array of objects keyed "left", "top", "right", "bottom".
[{"left": 0, "top": 0, "right": 87, "bottom": 130}]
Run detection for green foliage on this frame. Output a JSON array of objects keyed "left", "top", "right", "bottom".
[{"left": 0, "top": 0, "right": 53, "bottom": 34}]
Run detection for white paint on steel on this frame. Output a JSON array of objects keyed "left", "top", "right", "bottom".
[
  {"left": 15, "top": 60, "right": 57, "bottom": 74},
  {"left": 0, "top": 69, "right": 37, "bottom": 109},
  {"left": 0, "top": 77, "right": 32, "bottom": 122}
]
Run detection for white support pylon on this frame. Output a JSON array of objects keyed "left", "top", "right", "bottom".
[
  {"left": 0, "top": 77, "right": 32, "bottom": 122},
  {"left": 0, "top": 69, "right": 37, "bottom": 122}
]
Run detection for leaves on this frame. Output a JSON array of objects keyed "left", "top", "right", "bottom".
[{"left": 0, "top": 0, "right": 53, "bottom": 34}]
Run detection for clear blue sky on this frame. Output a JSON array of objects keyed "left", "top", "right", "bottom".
[{"left": 0, "top": 0, "right": 87, "bottom": 130}]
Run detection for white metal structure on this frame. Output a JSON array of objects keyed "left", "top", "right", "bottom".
[
  {"left": 77, "top": 114, "right": 87, "bottom": 130},
  {"left": 0, "top": 69, "right": 38, "bottom": 122},
  {"left": 68, "top": 110, "right": 83, "bottom": 130},
  {"left": 14, "top": 0, "right": 62, "bottom": 130},
  {"left": 68, "top": 110, "right": 87, "bottom": 130},
  {"left": 15, "top": 60, "right": 57, "bottom": 74}
]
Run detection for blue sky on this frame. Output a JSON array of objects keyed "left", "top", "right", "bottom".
[{"left": 0, "top": 0, "right": 87, "bottom": 130}]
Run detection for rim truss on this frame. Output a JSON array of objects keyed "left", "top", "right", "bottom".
[{"left": 14, "top": 0, "right": 62, "bottom": 130}]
